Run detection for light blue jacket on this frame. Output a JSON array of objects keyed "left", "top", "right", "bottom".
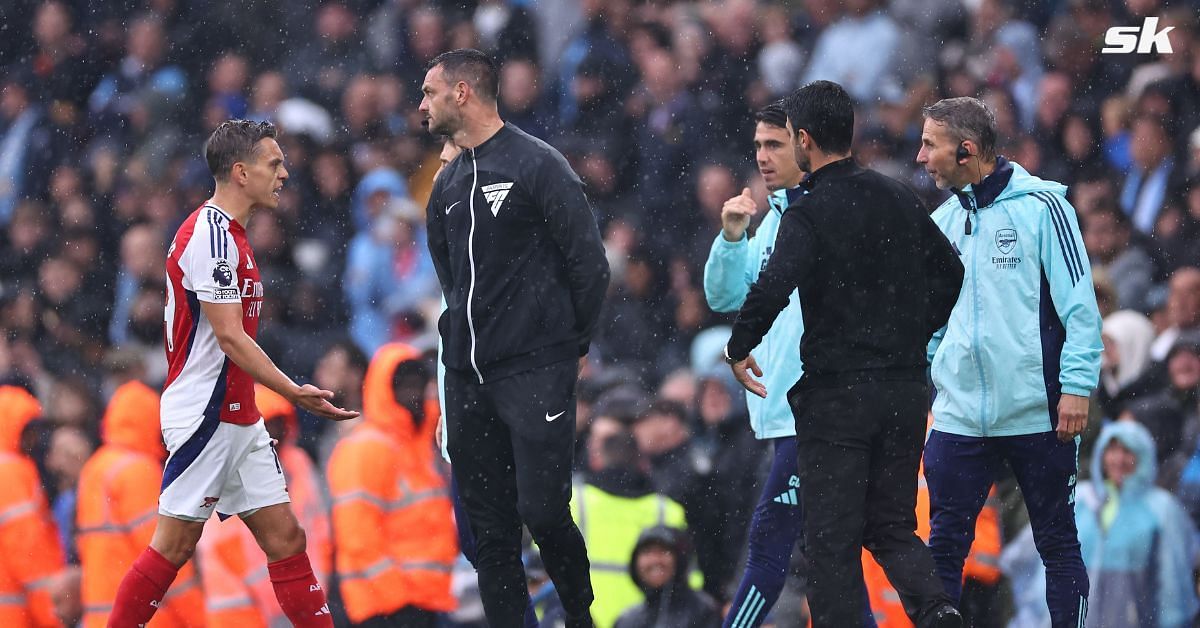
[
  {"left": 929, "top": 158, "right": 1102, "bottom": 437},
  {"left": 704, "top": 187, "right": 804, "bottom": 440},
  {"left": 1074, "top": 421, "right": 1199, "bottom": 628}
]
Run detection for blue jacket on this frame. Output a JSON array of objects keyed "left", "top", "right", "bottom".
[
  {"left": 929, "top": 158, "right": 1102, "bottom": 437},
  {"left": 1076, "top": 421, "right": 1199, "bottom": 628},
  {"left": 343, "top": 225, "right": 438, "bottom": 355},
  {"left": 703, "top": 188, "right": 804, "bottom": 440}
]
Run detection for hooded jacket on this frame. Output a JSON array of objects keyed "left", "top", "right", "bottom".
[
  {"left": 929, "top": 157, "right": 1103, "bottom": 437},
  {"left": 352, "top": 167, "right": 410, "bottom": 233},
  {"left": 614, "top": 526, "right": 719, "bottom": 628},
  {"left": 1075, "top": 421, "right": 1198, "bottom": 628},
  {"left": 327, "top": 343, "right": 456, "bottom": 622},
  {"left": 426, "top": 123, "right": 610, "bottom": 383},
  {"left": 77, "top": 380, "right": 202, "bottom": 628},
  {"left": 0, "top": 386, "right": 64, "bottom": 628},
  {"left": 704, "top": 187, "right": 805, "bottom": 439},
  {"left": 572, "top": 468, "right": 688, "bottom": 628}
]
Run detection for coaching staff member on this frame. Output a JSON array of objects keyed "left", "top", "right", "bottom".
[
  {"left": 420, "top": 49, "right": 610, "bottom": 628},
  {"left": 917, "top": 97, "right": 1099, "bottom": 628},
  {"left": 724, "top": 80, "right": 964, "bottom": 628}
]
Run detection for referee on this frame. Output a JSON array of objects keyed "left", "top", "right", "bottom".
[
  {"left": 420, "top": 49, "right": 610, "bottom": 628},
  {"left": 724, "top": 81, "right": 964, "bottom": 628}
]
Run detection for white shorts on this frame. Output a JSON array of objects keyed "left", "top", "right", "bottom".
[{"left": 159, "top": 418, "right": 289, "bottom": 521}]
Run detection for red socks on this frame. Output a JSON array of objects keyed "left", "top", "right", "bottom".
[
  {"left": 268, "top": 551, "right": 333, "bottom": 628},
  {"left": 108, "top": 547, "right": 179, "bottom": 627}
]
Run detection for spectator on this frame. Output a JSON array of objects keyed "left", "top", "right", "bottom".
[
  {"left": 283, "top": 2, "right": 370, "bottom": 111},
  {"left": 1098, "top": 310, "right": 1158, "bottom": 418},
  {"left": 1150, "top": 267, "right": 1200, "bottom": 361},
  {"left": 108, "top": 223, "right": 166, "bottom": 345},
  {"left": 756, "top": 5, "right": 805, "bottom": 99},
  {"left": 614, "top": 526, "right": 720, "bottom": 628},
  {"left": 76, "top": 378, "right": 203, "bottom": 628},
  {"left": 572, "top": 420, "right": 687, "bottom": 628},
  {"left": 0, "top": 71, "right": 53, "bottom": 227},
  {"left": 343, "top": 197, "right": 437, "bottom": 355},
  {"left": 632, "top": 399, "right": 697, "bottom": 513},
  {"left": 802, "top": 0, "right": 901, "bottom": 104},
  {"left": 1124, "top": 334, "right": 1200, "bottom": 464},
  {"left": 687, "top": 366, "right": 764, "bottom": 604},
  {"left": 202, "top": 51, "right": 251, "bottom": 126},
  {"left": 595, "top": 246, "right": 676, "bottom": 384},
  {"left": 25, "top": 1, "right": 98, "bottom": 107},
  {"left": 1074, "top": 421, "right": 1199, "bottom": 628},
  {"left": 35, "top": 256, "right": 109, "bottom": 378},
  {"left": 628, "top": 47, "right": 704, "bottom": 247},
  {"left": 499, "top": 58, "right": 556, "bottom": 141},
  {"left": 327, "top": 344, "right": 456, "bottom": 627},
  {"left": 1122, "top": 115, "right": 1180, "bottom": 235},
  {"left": 0, "top": 385, "right": 66, "bottom": 627},
  {"left": 1083, "top": 200, "right": 1156, "bottom": 313},
  {"left": 44, "top": 425, "right": 92, "bottom": 564},
  {"left": 0, "top": 200, "right": 52, "bottom": 285},
  {"left": 309, "top": 339, "right": 369, "bottom": 460},
  {"left": 473, "top": 0, "right": 540, "bottom": 64},
  {"left": 86, "top": 14, "right": 187, "bottom": 138}
]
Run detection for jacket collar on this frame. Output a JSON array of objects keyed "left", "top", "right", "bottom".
[
  {"left": 768, "top": 186, "right": 805, "bottom": 213},
  {"left": 799, "top": 156, "right": 859, "bottom": 192},
  {"left": 953, "top": 156, "right": 1014, "bottom": 211},
  {"left": 467, "top": 122, "right": 514, "bottom": 160}
]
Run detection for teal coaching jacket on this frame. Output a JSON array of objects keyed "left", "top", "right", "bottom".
[
  {"left": 928, "top": 157, "right": 1102, "bottom": 437},
  {"left": 704, "top": 187, "right": 805, "bottom": 440}
]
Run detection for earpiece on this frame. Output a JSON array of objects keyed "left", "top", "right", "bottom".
[{"left": 956, "top": 142, "right": 971, "bottom": 163}]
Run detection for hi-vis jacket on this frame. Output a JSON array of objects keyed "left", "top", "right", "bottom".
[
  {"left": 704, "top": 187, "right": 805, "bottom": 440},
  {"left": 327, "top": 344, "right": 456, "bottom": 623},
  {"left": 0, "top": 386, "right": 64, "bottom": 628},
  {"left": 77, "top": 380, "right": 203, "bottom": 628},
  {"left": 928, "top": 158, "right": 1102, "bottom": 437}
]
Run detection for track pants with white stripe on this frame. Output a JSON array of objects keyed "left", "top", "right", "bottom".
[
  {"left": 925, "top": 430, "right": 1089, "bottom": 628},
  {"left": 724, "top": 437, "right": 877, "bottom": 628}
]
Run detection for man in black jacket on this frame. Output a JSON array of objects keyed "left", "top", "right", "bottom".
[
  {"left": 421, "top": 49, "right": 610, "bottom": 628},
  {"left": 723, "top": 81, "right": 965, "bottom": 627}
]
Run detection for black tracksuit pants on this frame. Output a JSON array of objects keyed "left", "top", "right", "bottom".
[
  {"left": 791, "top": 380, "right": 952, "bottom": 627},
  {"left": 445, "top": 359, "right": 593, "bottom": 627}
]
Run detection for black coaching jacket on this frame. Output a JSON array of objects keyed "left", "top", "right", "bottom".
[
  {"left": 426, "top": 122, "right": 610, "bottom": 383},
  {"left": 727, "top": 157, "right": 964, "bottom": 388}
]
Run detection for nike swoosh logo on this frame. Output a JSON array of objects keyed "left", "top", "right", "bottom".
[
  {"left": 545, "top": 411, "right": 566, "bottom": 422},
  {"left": 445, "top": 201, "right": 461, "bottom": 215}
]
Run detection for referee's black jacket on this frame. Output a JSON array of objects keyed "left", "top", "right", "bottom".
[
  {"left": 727, "top": 157, "right": 964, "bottom": 388},
  {"left": 426, "top": 123, "right": 610, "bottom": 383}
]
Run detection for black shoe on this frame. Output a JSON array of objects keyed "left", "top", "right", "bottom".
[{"left": 928, "top": 604, "right": 963, "bottom": 628}]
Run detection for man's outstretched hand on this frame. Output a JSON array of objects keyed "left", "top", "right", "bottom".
[
  {"left": 731, "top": 354, "right": 767, "bottom": 399},
  {"left": 293, "top": 384, "right": 360, "bottom": 421}
]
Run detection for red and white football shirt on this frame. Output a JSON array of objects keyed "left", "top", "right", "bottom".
[{"left": 162, "top": 203, "right": 264, "bottom": 428}]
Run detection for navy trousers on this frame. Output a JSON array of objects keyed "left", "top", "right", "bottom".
[{"left": 925, "top": 430, "right": 1088, "bottom": 628}]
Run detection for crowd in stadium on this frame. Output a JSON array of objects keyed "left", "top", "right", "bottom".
[{"left": 3, "top": 0, "right": 1200, "bottom": 626}]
